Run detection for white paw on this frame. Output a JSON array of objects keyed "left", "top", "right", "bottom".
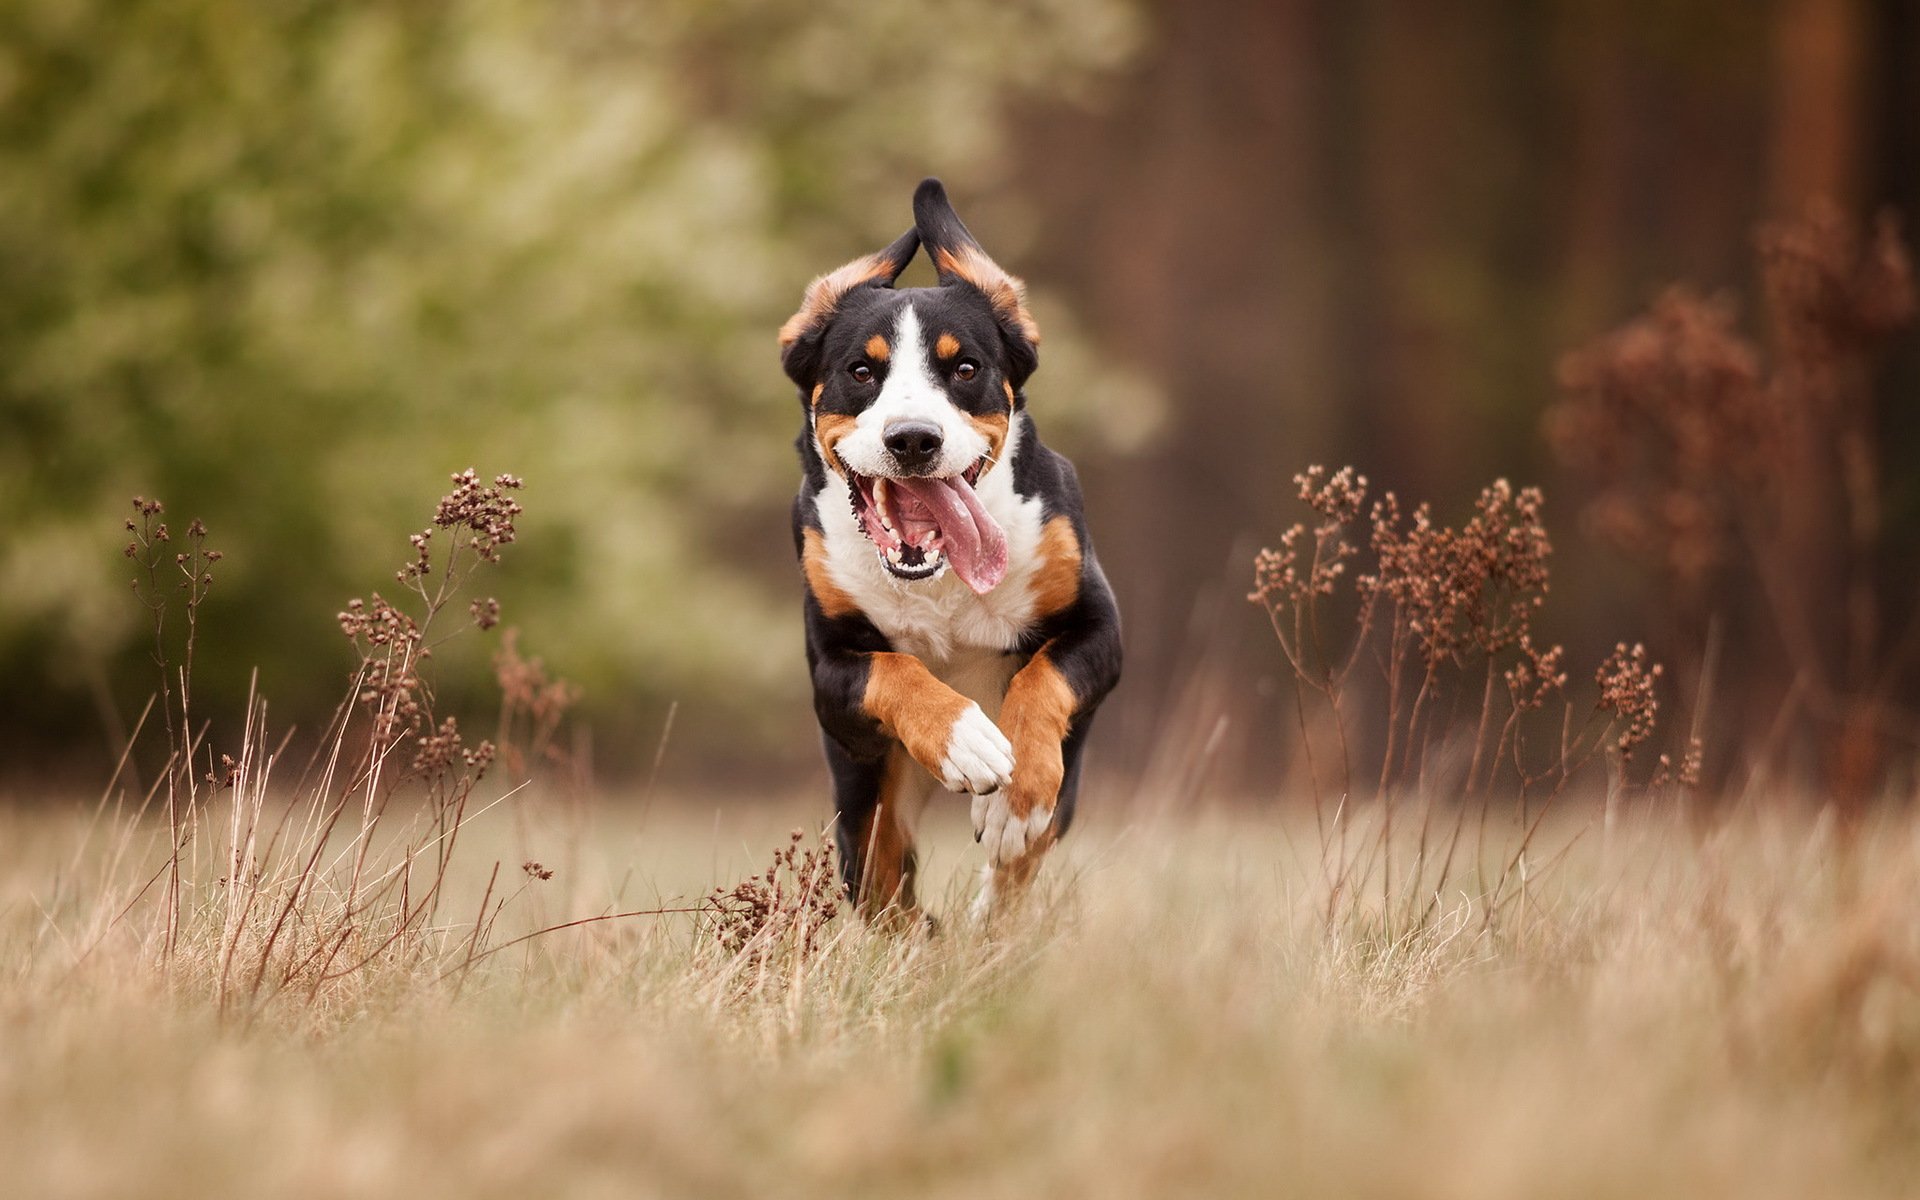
[
  {"left": 937, "top": 703, "right": 1014, "bottom": 795},
  {"left": 970, "top": 790, "right": 1054, "bottom": 866},
  {"left": 968, "top": 866, "right": 998, "bottom": 925}
]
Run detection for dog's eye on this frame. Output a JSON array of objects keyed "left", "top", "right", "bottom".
[
  {"left": 953, "top": 360, "right": 978, "bottom": 382},
  {"left": 849, "top": 363, "right": 874, "bottom": 384}
]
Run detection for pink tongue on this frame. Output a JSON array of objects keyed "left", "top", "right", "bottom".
[{"left": 893, "top": 475, "right": 1008, "bottom": 594}]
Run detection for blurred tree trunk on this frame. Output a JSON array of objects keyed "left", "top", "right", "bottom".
[
  {"left": 1012, "top": 0, "right": 1336, "bottom": 780},
  {"left": 1768, "top": 0, "right": 1880, "bottom": 807},
  {"left": 1867, "top": 0, "right": 1920, "bottom": 773},
  {"left": 1769, "top": 0, "right": 1866, "bottom": 211},
  {"left": 1008, "top": 0, "right": 1917, "bottom": 794}
]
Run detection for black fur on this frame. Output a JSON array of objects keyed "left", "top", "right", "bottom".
[
  {"left": 913, "top": 179, "right": 1040, "bottom": 385},
  {"left": 785, "top": 180, "right": 1121, "bottom": 904},
  {"left": 793, "top": 282, "right": 1025, "bottom": 441},
  {"left": 780, "top": 227, "right": 918, "bottom": 389}
]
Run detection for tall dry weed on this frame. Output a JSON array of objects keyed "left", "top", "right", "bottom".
[
  {"left": 1252, "top": 466, "right": 1675, "bottom": 943},
  {"left": 1547, "top": 205, "right": 1916, "bottom": 803},
  {"left": 64, "top": 470, "right": 648, "bottom": 1022}
]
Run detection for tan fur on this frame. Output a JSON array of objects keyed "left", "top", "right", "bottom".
[
  {"left": 997, "top": 650, "right": 1077, "bottom": 828},
  {"left": 932, "top": 246, "right": 1041, "bottom": 345},
  {"left": 865, "top": 334, "right": 891, "bottom": 362},
  {"left": 935, "top": 332, "right": 961, "bottom": 359},
  {"left": 1028, "top": 517, "right": 1083, "bottom": 618},
  {"left": 780, "top": 252, "right": 905, "bottom": 349},
  {"left": 813, "top": 413, "right": 856, "bottom": 477},
  {"left": 864, "top": 652, "right": 973, "bottom": 781},
  {"left": 810, "top": 382, "right": 823, "bottom": 407},
  {"left": 850, "top": 747, "right": 918, "bottom": 916},
  {"left": 966, "top": 411, "right": 1009, "bottom": 478},
  {"left": 990, "top": 843, "right": 1051, "bottom": 894},
  {"left": 802, "top": 528, "right": 857, "bottom": 620}
]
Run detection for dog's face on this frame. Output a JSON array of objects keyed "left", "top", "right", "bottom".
[
  {"left": 806, "top": 290, "right": 1012, "bottom": 586},
  {"left": 781, "top": 182, "right": 1040, "bottom": 594}
]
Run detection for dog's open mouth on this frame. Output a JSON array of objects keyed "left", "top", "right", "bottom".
[{"left": 848, "top": 459, "right": 1009, "bottom": 593}]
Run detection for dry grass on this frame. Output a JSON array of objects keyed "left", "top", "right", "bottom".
[
  {"left": 4, "top": 788, "right": 1920, "bottom": 1200},
  {"left": 14, "top": 464, "right": 1914, "bottom": 1197}
]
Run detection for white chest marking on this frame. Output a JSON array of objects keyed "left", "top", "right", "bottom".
[{"left": 812, "top": 420, "right": 1046, "bottom": 672}]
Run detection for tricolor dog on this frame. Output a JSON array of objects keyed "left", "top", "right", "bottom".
[{"left": 781, "top": 179, "right": 1121, "bottom": 919}]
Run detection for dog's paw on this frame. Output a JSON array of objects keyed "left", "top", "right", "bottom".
[
  {"left": 970, "top": 790, "right": 1053, "bottom": 866},
  {"left": 937, "top": 703, "right": 1014, "bottom": 795}
]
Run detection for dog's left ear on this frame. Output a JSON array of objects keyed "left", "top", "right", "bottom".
[
  {"left": 780, "top": 228, "right": 919, "bottom": 388},
  {"left": 914, "top": 178, "right": 1040, "bottom": 386}
]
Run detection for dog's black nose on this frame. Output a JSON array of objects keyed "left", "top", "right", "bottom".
[{"left": 884, "top": 420, "right": 944, "bottom": 471}]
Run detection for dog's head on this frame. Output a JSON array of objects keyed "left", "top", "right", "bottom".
[{"left": 780, "top": 180, "right": 1040, "bottom": 595}]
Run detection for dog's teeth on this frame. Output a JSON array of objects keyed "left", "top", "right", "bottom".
[{"left": 870, "top": 478, "right": 894, "bottom": 535}]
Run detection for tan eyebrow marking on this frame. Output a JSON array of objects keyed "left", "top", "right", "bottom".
[
  {"left": 935, "top": 333, "right": 961, "bottom": 359},
  {"left": 864, "top": 334, "right": 890, "bottom": 362}
]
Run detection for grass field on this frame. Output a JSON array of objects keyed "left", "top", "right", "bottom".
[{"left": 4, "top": 783, "right": 1919, "bottom": 1200}]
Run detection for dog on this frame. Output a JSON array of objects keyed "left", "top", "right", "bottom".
[{"left": 780, "top": 179, "right": 1121, "bottom": 920}]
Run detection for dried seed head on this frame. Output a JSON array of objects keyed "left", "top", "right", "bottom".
[
  {"left": 463, "top": 739, "right": 496, "bottom": 778},
  {"left": 1367, "top": 478, "right": 1552, "bottom": 665},
  {"left": 1596, "top": 642, "right": 1663, "bottom": 758},
  {"left": 410, "top": 715, "right": 464, "bottom": 775},
  {"left": 470, "top": 597, "right": 501, "bottom": 631},
  {"left": 433, "top": 468, "right": 525, "bottom": 563},
  {"left": 1250, "top": 467, "right": 1369, "bottom": 611},
  {"left": 703, "top": 828, "right": 842, "bottom": 977},
  {"left": 1548, "top": 208, "right": 1914, "bottom": 600},
  {"left": 1761, "top": 203, "right": 1915, "bottom": 364},
  {"left": 1296, "top": 465, "right": 1369, "bottom": 523},
  {"left": 1504, "top": 635, "right": 1568, "bottom": 713}
]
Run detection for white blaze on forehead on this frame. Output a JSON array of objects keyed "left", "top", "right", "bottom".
[
  {"left": 833, "top": 303, "right": 988, "bottom": 480},
  {"left": 869, "top": 305, "right": 943, "bottom": 424}
]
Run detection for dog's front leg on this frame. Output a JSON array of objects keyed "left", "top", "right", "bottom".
[
  {"left": 811, "top": 638, "right": 1012, "bottom": 791},
  {"left": 812, "top": 644, "right": 1012, "bottom": 913},
  {"left": 971, "top": 650, "right": 1073, "bottom": 867},
  {"left": 858, "top": 652, "right": 1014, "bottom": 796},
  {"left": 972, "top": 622, "right": 1122, "bottom": 870}
]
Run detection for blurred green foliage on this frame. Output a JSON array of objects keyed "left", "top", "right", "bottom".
[{"left": 0, "top": 0, "right": 1148, "bottom": 760}]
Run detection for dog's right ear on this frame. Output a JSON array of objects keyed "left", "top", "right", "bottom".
[
  {"left": 779, "top": 228, "right": 920, "bottom": 388},
  {"left": 913, "top": 179, "right": 1040, "bottom": 386}
]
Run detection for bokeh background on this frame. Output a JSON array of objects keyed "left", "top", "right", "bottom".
[{"left": 4, "top": 0, "right": 1918, "bottom": 796}]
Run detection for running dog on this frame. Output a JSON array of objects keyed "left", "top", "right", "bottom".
[{"left": 780, "top": 179, "right": 1121, "bottom": 919}]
